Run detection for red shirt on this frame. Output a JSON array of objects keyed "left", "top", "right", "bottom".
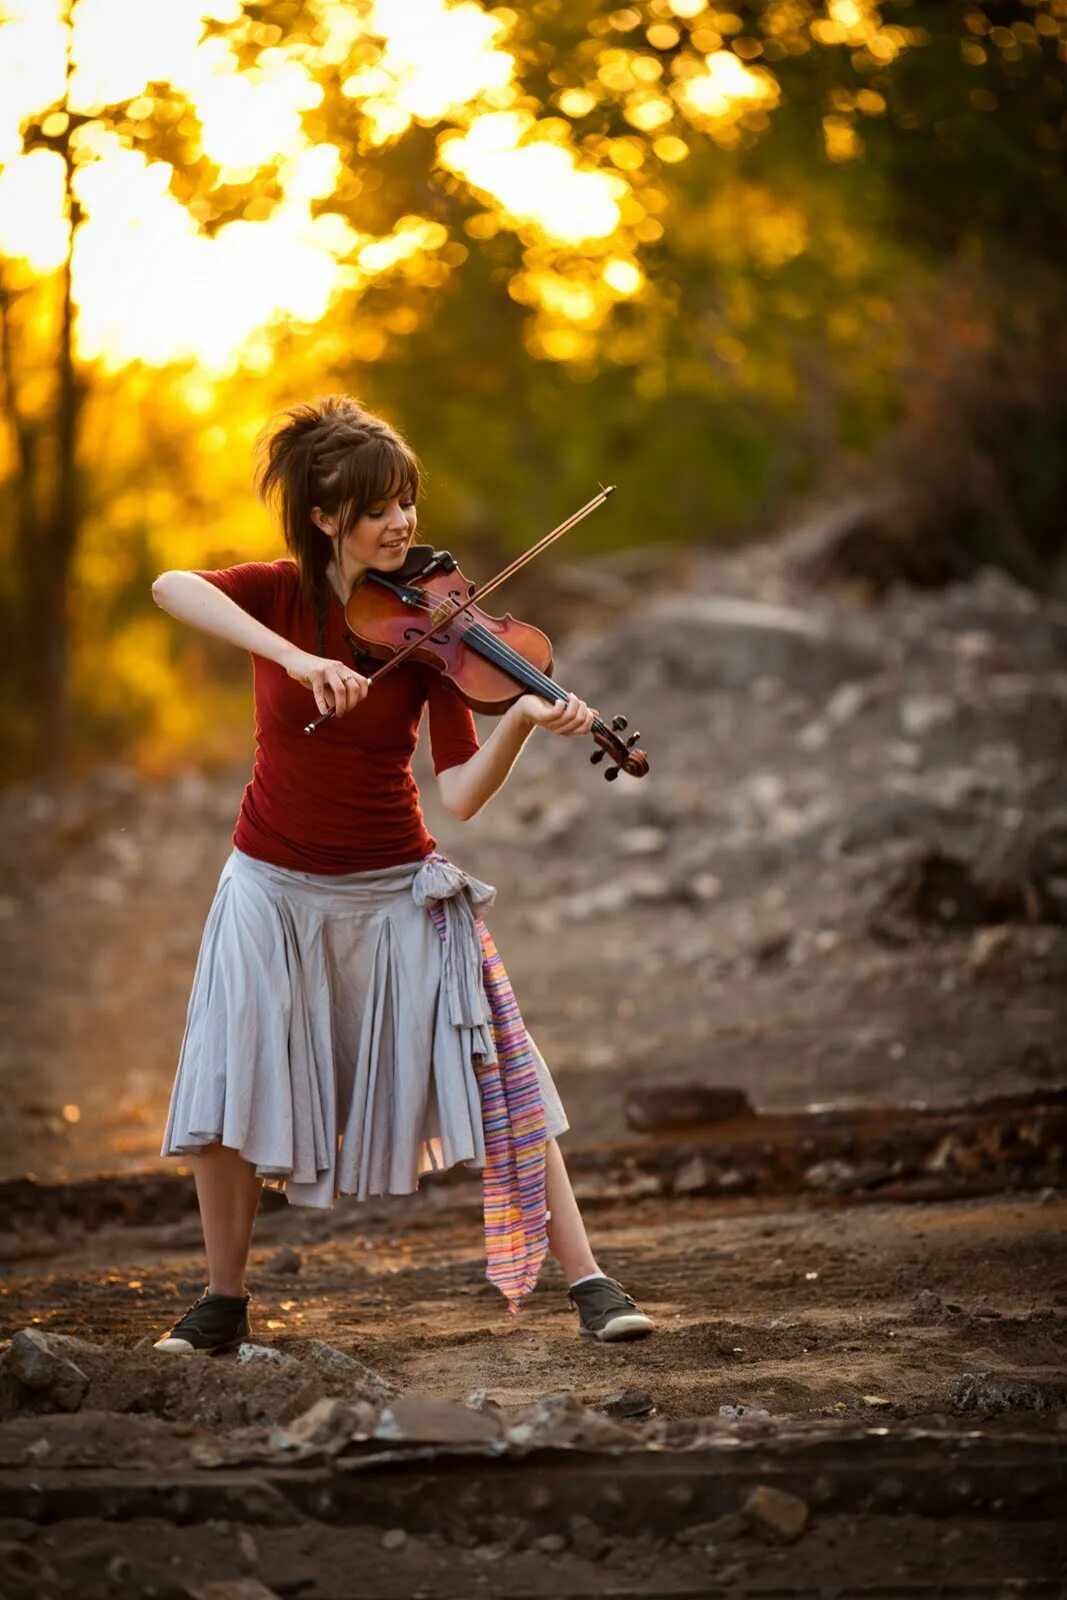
[{"left": 197, "top": 558, "right": 480, "bottom": 874}]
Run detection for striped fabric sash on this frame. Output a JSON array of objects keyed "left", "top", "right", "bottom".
[{"left": 427, "top": 903, "right": 548, "bottom": 1314}]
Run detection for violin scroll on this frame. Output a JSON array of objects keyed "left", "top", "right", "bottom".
[{"left": 589, "top": 713, "right": 649, "bottom": 782}]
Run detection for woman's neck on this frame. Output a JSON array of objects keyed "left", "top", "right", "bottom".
[{"left": 325, "top": 549, "right": 368, "bottom": 603}]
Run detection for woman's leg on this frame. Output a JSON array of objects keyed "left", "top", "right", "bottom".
[
  {"left": 191, "top": 1143, "right": 264, "bottom": 1296},
  {"left": 544, "top": 1135, "right": 603, "bottom": 1285}
]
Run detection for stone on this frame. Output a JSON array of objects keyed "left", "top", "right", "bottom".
[
  {"left": 505, "top": 1391, "right": 633, "bottom": 1451},
  {"left": 532, "top": 1533, "right": 566, "bottom": 1554},
  {"left": 374, "top": 1394, "right": 502, "bottom": 1446},
  {"left": 269, "top": 1395, "right": 377, "bottom": 1453},
  {"left": 381, "top": 1528, "right": 408, "bottom": 1551},
  {"left": 719, "top": 1403, "right": 771, "bottom": 1420},
  {"left": 568, "top": 1513, "right": 611, "bottom": 1559},
  {"left": 618, "top": 825, "right": 668, "bottom": 857},
  {"left": 599, "top": 1387, "right": 654, "bottom": 1419},
  {"left": 298, "top": 1341, "right": 394, "bottom": 1400},
  {"left": 672, "top": 1155, "right": 721, "bottom": 1196},
  {"left": 266, "top": 1247, "right": 302, "bottom": 1276},
  {"left": 462, "top": 1387, "right": 503, "bottom": 1414},
  {"left": 741, "top": 1484, "right": 810, "bottom": 1545},
  {"left": 8, "top": 1328, "right": 90, "bottom": 1411},
  {"left": 235, "top": 1344, "right": 298, "bottom": 1368},
  {"left": 952, "top": 1371, "right": 1067, "bottom": 1415}
]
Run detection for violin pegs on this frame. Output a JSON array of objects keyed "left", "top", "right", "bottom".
[
  {"left": 611, "top": 714, "right": 628, "bottom": 732},
  {"left": 604, "top": 765, "right": 620, "bottom": 782},
  {"left": 589, "top": 748, "right": 606, "bottom": 765},
  {"left": 626, "top": 732, "right": 641, "bottom": 748}
]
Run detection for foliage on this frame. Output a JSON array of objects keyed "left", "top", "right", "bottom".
[{"left": 0, "top": 0, "right": 1065, "bottom": 775}]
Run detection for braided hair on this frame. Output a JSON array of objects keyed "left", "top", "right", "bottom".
[{"left": 253, "top": 394, "right": 422, "bottom": 656}]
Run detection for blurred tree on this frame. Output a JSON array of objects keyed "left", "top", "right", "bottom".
[{"left": 0, "top": 0, "right": 1064, "bottom": 777}]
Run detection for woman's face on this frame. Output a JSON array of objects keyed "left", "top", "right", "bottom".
[{"left": 313, "top": 489, "right": 418, "bottom": 584}]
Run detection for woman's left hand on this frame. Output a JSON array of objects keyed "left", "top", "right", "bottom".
[{"left": 515, "top": 691, "right": 597, "bottom": 737}]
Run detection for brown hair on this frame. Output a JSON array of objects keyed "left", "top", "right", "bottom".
[{"left": 253, "top": 394, "right": 421, "bottom": 653}]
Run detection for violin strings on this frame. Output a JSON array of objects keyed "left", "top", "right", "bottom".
[{"left": 361, "top": 590, "right": 615, "bottom": 737}]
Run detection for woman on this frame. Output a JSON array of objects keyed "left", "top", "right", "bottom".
[{"left": 151, "top": 394, "right": 653, "bottom": 1354}]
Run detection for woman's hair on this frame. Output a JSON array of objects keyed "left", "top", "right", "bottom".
[{"left": 253, "top": 394, "right": 421, "bottom": 652}]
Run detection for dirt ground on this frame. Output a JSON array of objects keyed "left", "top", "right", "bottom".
[{"left": 1, "top": 508, "right": 1065, "bottom": 1596}]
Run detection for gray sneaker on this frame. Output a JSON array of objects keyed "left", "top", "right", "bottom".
[
  {"left": 567, "top": 1275, "right": 654, "bottom": 1341},
  {"left": 153, "top": 1290, "right": 252, "bottom": 1355}
]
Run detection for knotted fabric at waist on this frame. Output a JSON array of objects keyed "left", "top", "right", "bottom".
[{"left": 230, "top": 846, "right": 497, "bottom": 1033}]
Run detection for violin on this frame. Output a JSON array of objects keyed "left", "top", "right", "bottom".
[{"left": 304, "top": 489, "right": 649, "bottom": 782}]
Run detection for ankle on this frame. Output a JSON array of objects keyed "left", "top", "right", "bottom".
[
  {"left": 567, "top": 1267, "right": 604, "bottom": 1290},
  {"left": 206, "top": 1282, "right": 248, "bottom": 1300}
]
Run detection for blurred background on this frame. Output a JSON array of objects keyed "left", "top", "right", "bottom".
[
  {"left": 0, "top": 0, "right": 1065, "bottom": 1185},
  {"left": 1, "top": 0, "right": 1064, "bottom": 778}
]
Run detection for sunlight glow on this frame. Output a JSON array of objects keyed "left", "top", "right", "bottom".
[
  {"left": 679, "top": 50, "right": 780, "bottom": 126},
  {"left": 342, "top": 0, "right": 514, "bottom": 145},
  {"left": 439, "top": 113, "right": 623, "bottom": 244}
]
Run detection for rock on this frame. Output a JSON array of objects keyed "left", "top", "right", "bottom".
[
  {"left": 266, "top": 1247, "right": 302, "bottom": 1276},
  {"left": 8, "top": 1329, "right": 90, "bottom": 1412},
  {"left": 677, "top": 1519, "right": 725, "bottom": 1547},
  {"left": 270, "top": 1395, "right": 378, "bottom": 1454},
  {"left": 618, "top": 825, "right": 668, "bottom": 857},
  {"left": 804, "top": 1158, "right": 859, "bottom": 1193},
  {"left": 899, "top": 694, "right": 955, "bottom": 738},
  {"left": 623, "top": 1084, "right": 753, "bottom": 1133},
  {"left": 237, "top": 1531, "right": 259, "bottom": 1566},
  {"left": 568, "top": 1513, "right": 611, "bottom": 1559},
  {"left": 671, "top": 1155, "right": 721, "bottom": 1196},
  {"left": 599, "top": 1387, "right": 654, "bottom": 1419},
  {"left": 719, "top": 1403, "right": 771, "bottom": 1420},
  {"left": 741, "top": 1483, "right": 810, "bottom": 1544},
  {"left": 298, "top": 1341, "right": 394, "bottom": 1401},
  {"left": 505, "top": 1391, "right": 633, "bottom": 1451},
  {"left": 621, "top": 594, "right": 882, "bottom": 695},
  {"left": 952, "top": 1371, "right": 1067, "bottom": 1415},
  {"left": 235, "top": 1344, "right": 298, "bottom": 1368},
  {"left": 381, "top": 1528, "right": 408, "bottom": 1551},
  {"left": 462, "top": 1387, "right": 503, "bottom": 1414},
  {"left": 913, "top": 1289, "right": 943, "bottom": 1316},
  {"left": 861, "top": 1395, "right": 892, "bottom": 1409},
  {"left": 374, "top": 1394, "right": 502, "bottom": 1446},
  {"left": 875, "top": 848, "right": 1034, "bottom": 932},
  {"left": 968, "top": 924, "right": 1015, "bottom": 975}
]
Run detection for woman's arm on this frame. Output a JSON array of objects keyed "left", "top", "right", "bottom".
[
  {"left": 437, "top": 692, "right": 595, "bottom": 821},
  {"left": 151, "top": 570, "right": 368, "bottom": 719}
]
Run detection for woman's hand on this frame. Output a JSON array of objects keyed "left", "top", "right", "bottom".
[
  {"left": 282, "top": 649, "right": 370, "bottom": 718},
  {"left": 515, "top": 691, "right": 597, "bottom": 738}
]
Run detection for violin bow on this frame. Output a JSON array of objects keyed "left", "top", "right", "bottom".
[{"left": 366, "top": 484, "right": 615, "bottom": 687}]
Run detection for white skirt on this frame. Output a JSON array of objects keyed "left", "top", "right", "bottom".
[{"left": 160, "top": 847, "right": 569, "bottom": 1207}]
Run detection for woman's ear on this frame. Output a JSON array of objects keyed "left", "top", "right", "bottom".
[{"left": 309, "top": 506, "right": 333, "bottom": 536}]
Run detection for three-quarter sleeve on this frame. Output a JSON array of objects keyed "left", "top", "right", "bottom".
[
  {"left": 193, "top": 559, "right": 293, "bottom": 624},
  {"left": 425, "top": 670, "right": 481, "bottom": 774}
]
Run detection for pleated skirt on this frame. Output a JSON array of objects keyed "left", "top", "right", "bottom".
[{"left": 160, "top": 846, "right": 569, "bottom": 1208}]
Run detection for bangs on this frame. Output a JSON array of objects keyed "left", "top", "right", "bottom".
[{"left": 335, "top": 435, "right": 420, "bottom": 534}]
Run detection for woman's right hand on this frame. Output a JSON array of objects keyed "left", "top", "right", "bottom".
[{"left": 282, "top": 649, "right": 370, "bottom": 718}]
